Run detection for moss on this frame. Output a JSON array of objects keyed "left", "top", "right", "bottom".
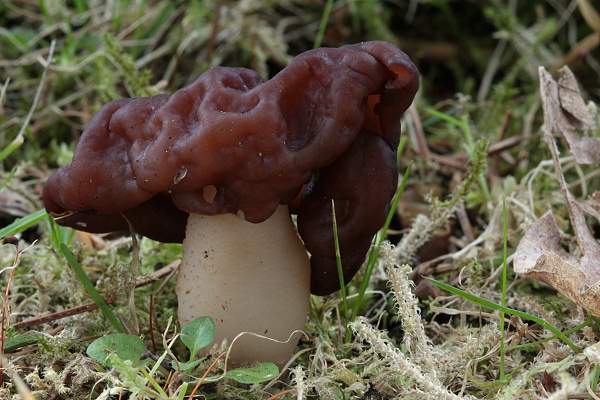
[{"left": 2, "top": 0, "right": 600, "bottom": 398}]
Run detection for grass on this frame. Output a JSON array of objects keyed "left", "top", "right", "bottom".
[
  {"left": 1, "top": 0, "right": 600, "bottom": 399},
  {"left": 59, "top": 243, "right": 126, "bottom": 334}
]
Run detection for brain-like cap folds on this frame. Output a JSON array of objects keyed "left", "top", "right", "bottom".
[{"left": 43, "top": 41, "right": 419, "bottom": 295}]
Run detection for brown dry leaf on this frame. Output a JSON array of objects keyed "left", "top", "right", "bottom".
[
  {"left": 513, "top": 209, "right": 600, "bottom": 317},
  {"left": 557, "top": 67, "right": 593, "bottom": 128},
  {"left": 514, "top": 67, "right": 600, "bottom": 316},
  {"left": 539, "top": 66, "right": 599, "bottom": 164}
]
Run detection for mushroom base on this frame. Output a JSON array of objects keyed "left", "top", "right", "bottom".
[{"left": 176, "top": 205, "right": 311, "bottom": 366}]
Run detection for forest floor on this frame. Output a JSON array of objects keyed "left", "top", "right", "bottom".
[{"left": 1, "top": 1, "right": 600, "bottom": 399}]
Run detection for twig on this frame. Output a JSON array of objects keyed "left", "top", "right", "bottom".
[
  {"left": 456, "top": 202, "right": 475, "bottom": 244},
  {"left": 149, "top": 294, "right": 157, "bottom": 352},
  {"left": 431, "top": 134, "right": 528, "bottom": 171},
  {"left": 406, "top": 103, "right": 432, "bottom": 161},
  {"left": 187, "top": 351, "right": 227, "bottom": 399},
  {"left": 13, "top": 297, "right": 117, "bottom": 329},
  {"left": 135, "top": 259, "right": 180, "bottom": 288},
  {"left": 13, "top": 260, "right": 179, "bottom": 329},
  {"left": 266, "top": 389, "right": 296, "bottom": 400}
]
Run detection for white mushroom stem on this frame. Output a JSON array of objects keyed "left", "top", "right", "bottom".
[{"left": 176, "top": 204, "right": 311, "bottom": 366}]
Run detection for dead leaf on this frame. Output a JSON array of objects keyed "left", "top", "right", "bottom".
[
  {"left": 558, "top": 67, "right": 593, "bottom": 128},
  {"left": 566, "top": 192, "right": 600, "bottom": 285},
  {"left": 539, "top": 66, "right": 599, "bottom": 164},
  {"left": 514, "top": 211, "right": 600, "bottom": 317},
  {"left": 513, "top": 68, "right": 600, "bottom": 317}
]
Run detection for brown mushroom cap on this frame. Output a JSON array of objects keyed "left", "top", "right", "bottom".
[
  {"left": 297, "top": 128, "right": 398, "bottom": 295},
  {"left": 43, "top": 41, "right": 419, "bottom": 295}
]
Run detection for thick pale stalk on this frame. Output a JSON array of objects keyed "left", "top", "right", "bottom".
[{"left": 176, "top": 205, "right": 310, "bottom": 366}]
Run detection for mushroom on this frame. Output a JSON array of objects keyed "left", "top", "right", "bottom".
[{"left": 42, "top": 41, "right": 419, "bottom": 365}]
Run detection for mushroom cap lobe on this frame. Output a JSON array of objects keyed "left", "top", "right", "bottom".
[{"left": 43, "top": 41, "right": 419, "bottom": 295}]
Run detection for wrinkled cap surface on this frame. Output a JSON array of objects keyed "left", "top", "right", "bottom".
[{"left": 43, "top": 41, "right": 419, "bottom": 295}]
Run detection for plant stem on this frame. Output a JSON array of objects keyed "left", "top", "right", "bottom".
[
  {"left": 313, "top": 0, "right": 334, "bottom": 49},
  {"left": 59, "top": 244, "right": 126, "bottom": 333},
  {"left": 500, "top": 196, "right": 508, "bottom": 378},
  {"left": 332, "top": 200, "right": 349, "bottom": 341}
]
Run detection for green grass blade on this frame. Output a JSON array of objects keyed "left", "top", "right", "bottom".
[
  {"left": 500, "top": 196, "right": 508, "bottom": 377},
  {"left": 46, "top": 217, "right": 75, "bottom": 248},
  {"left": 382, "top": 161, "right": 412, "bottom": 239},
  {"left": 504, "top": 316, "right": 592, "bottom": 351},
  {"left": 589, "top": 365, "right": 600, "bottom": 400},
  {"left": 0, "top": 166, "right": 17, "bottom": 192},
  {"left": 349, "top": 161, "right": 412, "bottom": 325},
  {"left": 140, "top": 368, "right": 169, "bottom": 397},
  {"left": 592, "top": 316, "right": 600, "bottom": 331},
  {"left": 426, "top": 107, "right": 463, "bottom": 127},
  {"left": 313, "top": 0, "right": 334, "bottom": 49},
  {"left": 4, "top": 333, "right": 43, "bottom": 353},
  {"left": 59, "top": 243, "right": 126, "bottom": 333},
  {"left": 332, "top": 200, "right": 349, "bottom": 341},
  {"left": 0, "top": 209, "right": 48, "bottom": 238},
  {"left": 176, "top": 382, "right": 189, "bottom": 400},
  {"left": 424, "top": 277, "right": 579, "bottom": 353},
  {"left": 0, "top": 137, "right": 24, "bottom": 163}
]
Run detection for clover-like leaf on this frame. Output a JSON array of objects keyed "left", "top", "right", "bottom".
[
  {"left": 87, "top": 333, "right": 150, "bottom": 368},
  {"left": 180, "top": 316, "right": 215, "bottom": 361},
  {"left": 226, "top": 363, "right": 279, "bottom": 384}
]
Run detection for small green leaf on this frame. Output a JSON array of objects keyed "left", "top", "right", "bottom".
[
  {"left": 175, "top": 357, "right": 206, "bottom": 372},
  {"left": 180, "top": 316, "right": 215, "bottom": 359},
  {"left": 87, "top": 333, "right": 150, "bottom": 367},
  {"left": 226, "top": 363, "right": 279, "bottom": 384}
]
